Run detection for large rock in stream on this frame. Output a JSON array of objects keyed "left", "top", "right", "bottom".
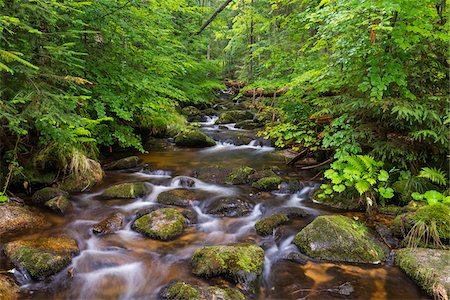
[
  {"left": 255, "top": 213, "right": 290, "bottom": 236},
  {"left": 4, "top": 236, "right": 79, "bottom": 280},
  {"left": 293, "top": 215, "right": 389, "bottom": 263},
  {"left": 0, "top": 275, "right": 19, "bottom": 300},
  {"left": 132, "top": 208, "right": 187, "bottom": 240},
  {"left": 395, "top": 248, "right": 450, "bottom": 299},
  {"left": 156, "top": 189, "right": 212, "bottom": 207},
  {"left": 103, "top": 156, "right": 141, "bottom": 170},
  {"left": 205, "top": 197, "right": 253, "bottom": 217},
  {"left": 216, "top": 110, "right": 254, "bottom": 124},
  {"left": 101, "top": 182, "right": 148, "bottom": 199},
  {"left": 191, "top": 244, "right": 264, "bottom": 291},
  {"left": 0, "top": 204, "right": 48, "bottom": 236},
  {"left": 160, "top": 280, "right": 245, "bottom": 300},
  {"left": 31, "top": 187, "right": 71, "bottom": 214},
  {"left": 60, "top": 159, "right": 104, "bottom": 192},
  {"left": 92, "top": 212, "right": 126, "bottom": 235},
  {"left": 175, "top": 130, "right": 216, "bottom": 148}
]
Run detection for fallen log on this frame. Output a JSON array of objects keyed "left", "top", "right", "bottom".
[{"left": 244, "top": 86, "right": 289, "bottom": 97}]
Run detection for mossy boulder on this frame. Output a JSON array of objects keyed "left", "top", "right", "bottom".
[
  {"left": 193, "top": 165, "right": 232, "bottom": 184},
  {"left": 252, "top": 176, "right": 281, "bottom": 191},
  {"left": 255, "top": 214, "right": 289, "bottom": 236},
  {"left": 226, "top": 166, "right": 255, "bottom": 185},
  {"left": 275, "top": 207, "right": 308, "bottom": 219},
  {"left": 182, "top": 106, "right": 203, "bottom": 122},
  {"left": 32, "top": 187, "right": 69, "bottom": 205},
  {"left": 191, "top": 243, "right": 264, "bottom": 287},
  {"left": 44, "top": 195, "right": 71, "bottom": 214},
  {"left": 175, "top": 130, "right": 216, "bottom": 148},
  {"left": 0, "top": 205, "right": 48, "bottom": 236},
  {"left": 101, "top": 182, "right": 148, "bottom": 199},
  {"left": 205, "top": 197, "right": 252, "bottom": 217},
  {"left": 136, "top": 205, "right": 197, "bottom": 225},
  {"left": 216, "top": 110, "right": 254, "bottom": 124},
  {"left": 103, "top": 156, "right": 141, "bottom": 170},
  {"left": 0, "top": 275, "right": 19, "bottom": 300},
  {"left": 160, "top": 280, "right": 245, "bottom": 300},
  {"left": 4, "top": 236, "right": 79, "bottom": 280},
  {"left": 60, "top": 159, "right": 104, "bottom": 192},
  {"left": 92, "top": 212, "right": 126, "bottom": 235},
  {"left": 157, "top": 189, "right": 210, "bottom": 207},
  {"left": 132, "top": 208, "right": 186, "bottom": 240},
  {"left": 293, "top": 215, "right": 389, "bottom": 263},
  {"left": 248, "top": 169, "right": 277, "bottom": 182},
  {"left": 395, "top": 248, "right": 450, "bottom": 299},
  {"left": 235, "top": 120, "right": 261, "bottom": 130}
]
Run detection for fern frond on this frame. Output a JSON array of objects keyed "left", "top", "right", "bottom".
[{"left": 418, "top": 167, "right": 448, "bottom": 186}]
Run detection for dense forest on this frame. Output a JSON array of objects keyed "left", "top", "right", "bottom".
[{"left": 0, "top": 0, "right": 449, "bottom": 299}]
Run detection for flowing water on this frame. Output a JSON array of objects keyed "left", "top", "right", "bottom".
[{"left": 0, "top": 114, "right": 429, "bottom": 299}]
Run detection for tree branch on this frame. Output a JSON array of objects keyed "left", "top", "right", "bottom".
[{"left": 194, "top": 0, "right": 234, "bottom": 35}]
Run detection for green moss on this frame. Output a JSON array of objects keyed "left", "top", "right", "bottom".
[
  {"left": 252, "top": 176, "right": 281, "bottom": 191},
  {"left": 395, "top": 248, "right": 450, "bottom": 299},
  {"left": 132, "top": 208, "right": 186, "bottom": 240},
  {"left": 227, "top": 166, "right": 255, "bottom": 185},
  {"left": 4, "top": 236, "right": 79, "bottom": 280},
  {"left": 216, "top": 110, "right": 253, "bottom": 124},
  {"left": 235, "top": 120, "right": 261, "bottom": 130},
  {"left": 255, "top": 213, "right": 289, "bottom": 236},
  {"left": 206, "top": 287, "right": 246, "bottom": 300},
  {"left": 103, "top": 156, "right": 140, "bottom": 170},
  {"left": 174, "top": 130, "right": 216, "bottom": 148},
  {"left": 293, "top": 215, "right": 389, "bottom": 263},
  {"left": 32, "top": 187, "right": 68, "bottom": 205},
  {"left": 182, "top": 106, "right": 203, "bottom": 122},
  {"left": 378, "top": 205, "right": 402, "bottom": 215},
  {"left": 156, "top": 189, "right": 197, "bottom": 207},
  {"left": 413, "top": 204, "right": 450, "bottom": 239},
  {"left": 102, "top": 182, "right": 147, "bottom": 198},
  {"left": 312, "top": 189, "right": 364, "bottom": 211},
  {"left": 191, "top": 243, "right": 264, "bottom": 283},
  {"left": 160, "top": 281, "right": 201, "bottom": 300}
]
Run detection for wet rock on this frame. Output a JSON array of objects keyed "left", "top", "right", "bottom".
[
  {"left": 44, "top": 195, "right": 71, "bottom": 214},
  {"left": 252, "top": 176, "right": 281, "bottom": 191},
  {"left": 175, "top": 176, "right": 196, "bottom": 188},
  {"left": 293, "top": 215, "right": 389, "bottom": 263},
  {"left": 193, "top": 165, "right": 232, "bottom": 184},
  {"left": 32, "top": 187, "right": 68, "bottom": 205},
  {"left": 160, "top": 280, "right": 245, "bottom": 300},
  {"left": 226, "top": 166, "right": 255, "bottom": 185},
  {"left": 392, "top": 203, "right": 450, "bottom": 247},
  {"left": 157, "top": 189, "right": 210, "bottom": 207},
  {"left": 103, "top": 156, "right": 141, "bottom": 170},
  {"left": 137, "top": 205, "right": 197, "bottom": 224},
  {"left": 132, "top": 208, "right": 186, "bottom": 240},
  {"left": 0, "top": 275, "right": 19, "bottom": 300},
  {"left": 282, "top": 251, "right": 309, "bottom": 265},
  {"left": 395, "top": 248, "right": 450, "bottom": 299},
  {"left": 216, "top": 110, "right": 254, "bottom": 124},
  {"left": 204, "top": 130, "right": 254, "bottom": 145},
  {"left": 4, "top": 236, "right": 79, "bottom": 280},
  {"left": 375, "top": 224, "right": 399, "bottom": 248},
  {"left": 275, "top": 207, "right": 308, "bottom": 219},
  {"left": 92, "top": 212, "right": 126, "bottom": 235},
  {"left": 378, "top": 204, "right": 402, "bottom": 216},
  {"left": 191, "top": 243, "right": 264, "bottom": 289},
  {"left": 60, "top": 159, "right": 104, "bottom": 192},
  {"left": 201, "top": 108, "right": 217, "bottom": 116},
  {"left": 255, "top": 214, "right": 289, "bottom": 236},
  {"left": 248, "top": 169, "right": 277, "bottom": 182},
  {"left": 0, "top": 204, "right": 48, "bottom": 236},
  {"left": 101, "top": 182, "right": 148, "bottom": 199},
  {"left": 175, "top": 130, "right": 216, "bottom": 148},
  {"left": 182, "top": 106, "right": 203, "bottom": 122},
  {"left": 205, "top": 197, "right": 252, "bottom": 217},
  {"left": 235, "top": 120, "right": 261, "bottom": 130}
]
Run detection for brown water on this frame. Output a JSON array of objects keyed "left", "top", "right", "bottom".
[{"left": 1, "top": 117, "right": 429, "bottom": 299}]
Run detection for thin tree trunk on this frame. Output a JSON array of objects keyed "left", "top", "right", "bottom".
[{"left": 195, "top": 0, "right": 234, "bottom": 35}]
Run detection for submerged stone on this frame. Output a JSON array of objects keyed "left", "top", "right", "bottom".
[
  {"left": 0, "top": 205, "right": 48, "bottom": 236},
  {"left": 191, "top": 243, "right": 264, "bottom": 288},
  {"left": 255, "top": 213, "right": 289, "bottom": 236},
  {"left": 293, "top": 215, "right": 389, "bottom": 263},
  {"left": 175, "top": 130, "right": 216, "bottom": 148},
  {"left": 395, "top": 248, "right": 450, "bottom": 299},
  {"left": 101, "top": 182, "right": 148, "bottom": 199},
  {"left": 205, "top": 197, "right": 252, "bottom": 217},
  {"left": 103, "top": 156, "right": 141, "bottom": 170},
  {"left": 4, "top": 236, "right": 79, "bottom": 280},
  {"left": 160, "top": 280, "right": 245, "bottom": 300},
  {"left": 0, "top": 275, "right": 19, "bottom": 300},
  {"left": 92, "top": 212, "right": 126, "bottom": 235},
  {"left": 132, "top": 208, "right": 186, "bottom": 240}
]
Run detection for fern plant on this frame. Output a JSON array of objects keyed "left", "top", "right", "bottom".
[{"left": 319, "top": 155, "right": 394, "bottom": 212}]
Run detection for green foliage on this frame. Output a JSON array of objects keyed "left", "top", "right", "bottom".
[
  {"left": 418, "top": 168, "right": 448, "bottom": 186},
  {"left": 260, "top": 121, "right": 319, "bottom": 150},
  {"left": 319, "top": 155, "right": 394, "bottom": 211},
  {"left": 411, "top": 190, "right": 450, "bottom": 206}
]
